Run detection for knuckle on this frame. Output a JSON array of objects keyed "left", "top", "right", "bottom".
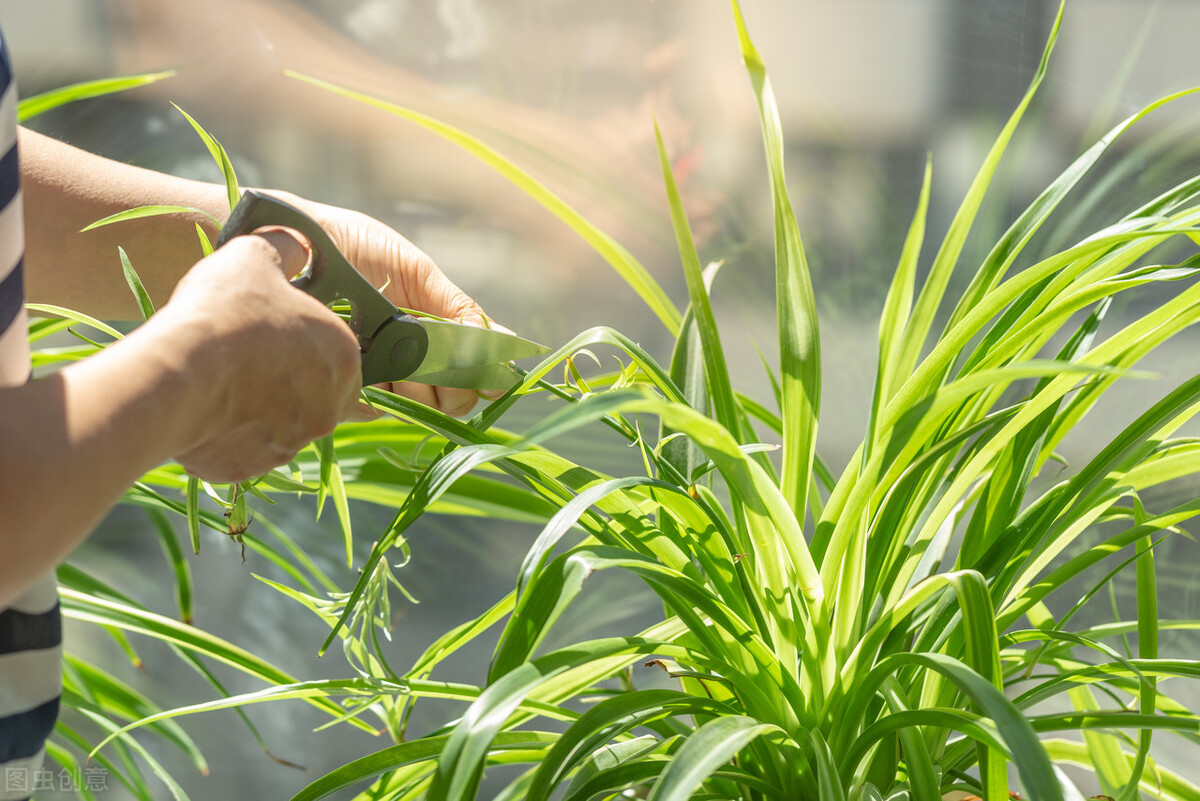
[
  {"left": 303, "top": 412, "right": 339, "bottom": 443},
  {"left": 221, "top": 231, "right": 308, "bottom": 280},
  {"left": 437, "top": 388, "right": 479, "bottom": 418},
  {"left": 445, "top": 295, "right": 487, "bottom": 326},
  {"left": 318, "top": 335, "right": 362, "bottom": 395},
  {"left": 333, "top": 334, "right": 362, "bottom": 380}
]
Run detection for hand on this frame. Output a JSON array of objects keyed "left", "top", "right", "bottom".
[
  {"left": 159, "top": 229, "right": 363, "bottom": 482},
  {"left": 288, "top": 195, "right": 495, "bottom": 418}
]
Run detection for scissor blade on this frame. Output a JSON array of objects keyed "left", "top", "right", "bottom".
[{"left": 404, "top": 318, "right": 550, "bottom": 391}]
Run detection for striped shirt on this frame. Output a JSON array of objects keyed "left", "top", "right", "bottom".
[{"left": 0, "top": 31, "right": 63, "bottom": 801}]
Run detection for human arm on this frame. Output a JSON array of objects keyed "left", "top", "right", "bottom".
[
  {"left": 0, "top": 229, "right": 361, "bottom": 608},
  {"left": 19, "top": 126, "right": 229, "bottom": 319},
  {"left": 19, "top": 126, "right": 491, "bottom": 415},
  {"left": 1, "top": 126, "right": 498, "bottom": 604}
]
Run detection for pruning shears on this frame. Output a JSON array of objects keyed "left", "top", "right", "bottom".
[{"left": 217, "top": 190, "right": 548, "bottom": 390}]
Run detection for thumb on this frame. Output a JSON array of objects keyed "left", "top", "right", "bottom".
[{"left": 248, "top": 226, "right": 313, "bottom": 279}]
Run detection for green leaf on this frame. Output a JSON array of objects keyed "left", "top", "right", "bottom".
[
  {"left": 285, "top": 71, "right": 681, "bottom": 335},
  {"left": 654, "top": 124, "right": 740, "bottom": 438},
  {"left": 663, "top": 306, "right": 709, "bottom": 481},
  {"left": 25, "top": 303, "right": 124, "bottom": 340},
  {"left": 196, "top": 222, "right": 214, "bottom": 256},
  {"left": 495, "top": 388, "right": 823, "bottom": 682},
  {"left": 498, "top": 541, "right": 809, "bottom": 734},
  {"left": 561, "top": 757, "right": 671, "bottom": 801},
  {"left": 172, "top": 104, "right": 240, "bottom": 211},
  {"left": 81, "top": 205, "right": 223, "bottom": 232},
  {"left": 949, "top": 83, "right": 1200, "bottom": 343},
  {"left": 876, "top": 679, "right": 937, "bottom": 801},
  {"left": 145, "top": 510, "right": 193, "bottom": 624},
  {"left": 643, "top": 715, "right": 780, "bottom": 801},
  {"left": 118, "top": 247, "right": 155, "bottom": 321},
  {"left": 999, "top": 371, "right": 1200, "bottom": 615},
  {"left": 892, "top": 2, "right": 1064, "bottom": 388},
  {"left": 1002, "top": 498, "right": 1200, "bottom": 630},
  {"left": 314, "top": 435, "right": 354, "bottom": 567},
  {"left": 526, "top": 689, "right": 730, "bottom": 801},
  {"left": 185, "top": 476, "right": 201, "bottom": 554},
  {"left": 62, "top": 655, "right": 206, "bottom": 772},
  {"left": 852, "top": 651, "right": 1062, "bottom": 801},
  {"left": 512, "top": 475, "right": 675, "bottom": 604},
  {"left": 869, "top": 157, "right": 931, "bottom": 447},
  {"left": 60, "top": 589, "right": 376, "bottom": 736},
  {"left": 559, "top": 735, "right": 663, "bottom": 801},
  {"left": 807, "top": 729, "right": 847, "bottom": 801},
  {"left": 1044, "top": 738, "right": 1200, "bottom": 800},
  {"left": 729, "top": 0, "right": 821, "bottom": 519},
  {"left": 290, "top": 733, "right": 559, "bottom": 801},
  {"left": 18, "top": 70, "right": 175, "bottom": 121},
  {"left": 427, "top": 635, "right": 684, "bottom": 801},
  {"left": 43, "top": 740, "right": 103, "bottom": 801},
  {"left": 89, "top": 677, "right": 411, "bottom": 757},
  {"left": 1117, "top": 534, "right": 1160, "bottom": 801}
]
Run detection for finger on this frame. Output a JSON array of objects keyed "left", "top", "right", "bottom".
[
  {"left": 433, "top": 385, "right": 481, "bottom": 418},
  {"left": 344, "top": 398, "right": 383, "bottom": 423},
  {"left": 385, "top": 381, "right": 480, "bottom": 418},
  {"left": 456, "top": 311, "right": 514, "bottom": 336},
  {"left": 178, "top": 440, "right": 298, "bottom": 485},
  {"left": 251, "top": 226, "right": 313, "bottom": 279},
  {"left": 384, "top": 380, "right": 441, "bottom": 413},
  {"left": 398, "top": 253, "right": 491, "bottom": 326}
]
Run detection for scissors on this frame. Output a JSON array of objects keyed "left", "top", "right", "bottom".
[{"left": 217, "top": 190, "right": 548, "bottom": 390}]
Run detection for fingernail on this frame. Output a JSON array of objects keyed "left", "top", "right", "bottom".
[
  {"left": 462, "top": 312, "right": 516, "bottom": 337},
  {"left": 254, "top": 225, "right": 314, "bottom": 279}
]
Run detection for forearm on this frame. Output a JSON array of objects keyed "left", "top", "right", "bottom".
[
  {"left": 19, "top": 127, "right": 230, "bottom": 319},
  {"left": 0, "top": 225, "right": 358, "bottom": 606},
  {"left": 0, "top": 313, "right": 210, "bottom": 607}
]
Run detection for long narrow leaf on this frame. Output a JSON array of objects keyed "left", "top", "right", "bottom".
[
  {"left": 286, "top": 71, "right": 681, "bottom": 335},
  {"left": 145, "top": 510, "right": 193, "bottom": 624},
  {"left": 892, "top": 2, "right": 1064, "bottom": 387},
  {"left": 729, "top": 0, "right": 821, "bottom": 518},
  {"left": 118, "top": 248, "right": 155, "bottom": 321},
  {"left": 18, "top": 70, "right": 175, "bottom": 121},
  {"left": 291, "top": 733, "right": 559, "bottom": 801},
  {"left": 82, "top": 205, "right": 223, "bottom": 232},
  {"left": 644, "top": 716, "right": 781, "bottom": 801},
  {"left": 172, "top": 104, "right": 240, "bottom": 211},
  {"left": 654, "top": 124, "right": 740, "bottom": 437}
]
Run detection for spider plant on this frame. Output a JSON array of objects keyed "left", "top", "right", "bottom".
[{"left": 38, "top": 1, "right": 1200, "bottom": 799}]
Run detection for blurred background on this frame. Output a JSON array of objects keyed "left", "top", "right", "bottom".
[{"left": 2, "top": 0, "right": 1199, "bottom": 797}]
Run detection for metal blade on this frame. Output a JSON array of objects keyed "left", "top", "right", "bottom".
[{"left": 404, "top": 318, "right": 550, "bottom": 391}]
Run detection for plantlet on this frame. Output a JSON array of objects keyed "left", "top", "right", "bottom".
[{"left": 224, "top": 483, "right": 250, "bottom": 563}]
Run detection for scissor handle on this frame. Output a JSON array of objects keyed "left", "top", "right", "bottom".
[{"left": 217, "top": 190, "right": 429, "bottom": 385}]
